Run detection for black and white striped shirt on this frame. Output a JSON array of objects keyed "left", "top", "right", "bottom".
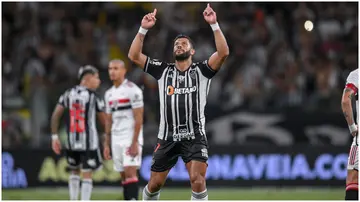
[
  {"left": 58, "top": 85, "right": 105, "bottom": 151},
  {"left": 144, "top": 57, "right": 217, "bottom": 141}
]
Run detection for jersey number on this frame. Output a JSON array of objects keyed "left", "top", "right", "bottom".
[{"left": 70, "top": 103, "right": 85, "bottom": 133}]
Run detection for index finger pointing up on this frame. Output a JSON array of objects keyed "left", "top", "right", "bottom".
[
  {"left": 153, "top": 8, "right": 157, "bottom": 16},
  {"left": 207, "top": 3, "right": 211, "bottom": 8}
]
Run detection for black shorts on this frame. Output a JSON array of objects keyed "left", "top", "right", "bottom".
[
  {"left": 151, "top": 137, "right": 208, "bottom": 172},
  {"left": 65, "top": 149, "right": 103, "bottom": 172}
]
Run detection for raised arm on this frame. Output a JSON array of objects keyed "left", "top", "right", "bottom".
[
  {"left": 203, "top": 4, "right": 229, "bottom": 71},
  {"left": 128, "top": 9, "right": 157, "bottom": 69}
]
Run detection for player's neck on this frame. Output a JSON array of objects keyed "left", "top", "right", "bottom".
[
  {"left": 113, "top": 78, "right": 125, "bottom": 87},
  {"left": 80, "top": 82, "right": 92, "bottom": 90},
  {"left": 175, "top": 59, "right": 192, "bottom": 72}
]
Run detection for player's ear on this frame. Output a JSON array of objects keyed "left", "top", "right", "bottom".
[{"left": 190, "top": 49, "right": 195, "bottom": 56}]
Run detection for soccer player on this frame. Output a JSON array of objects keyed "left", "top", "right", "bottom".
[
  {"left": 128, "top": 4, "right": 229, "bottom": 200},
  {"left": 51, "top": 65, "right": 106, "bottom": 200},
  {"left": 342, "top": 68, "right": 359, "bottom": 200},
  {"left": 103, "top": 59, "right": 144, "bottom": 200}
]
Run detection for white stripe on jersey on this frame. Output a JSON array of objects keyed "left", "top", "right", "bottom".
[
  {"left": 188, "top": 70, "right": 194, "bottom": 135},
  {"left": 197, "top": 69, "right": 211, "bottom": 137},
  {"left": 184, "top": 71, "right": 189, "bottom": 134},
  {"left": 157, "top": 69, "right": 166, "bottom": 140},
  {"left": 171, "top": 68, "right": 177, "bottom": 138}
]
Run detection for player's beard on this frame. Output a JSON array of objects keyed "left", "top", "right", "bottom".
[{"left": 174, "top": 50, "right": 191, "bottom": 61}]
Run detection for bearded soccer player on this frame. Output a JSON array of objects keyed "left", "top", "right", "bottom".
[
  {"left": 51, "top": 65, "right": 106, "bottom": 200},
  {"left": 103, "top": 59, "right": 144, "bottom": 200},
  {"left": 128, "top": 4, "right": 229, "bottom": 200},
  {"left": 342, "top": 68, "right": 359, "bottom": 200}
]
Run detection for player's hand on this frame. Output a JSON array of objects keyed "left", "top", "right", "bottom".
[
  {"left": 351, "top": 126, "right": 358, "bottom": 137},
  {"left": 103, "top": 145, "right": 111, "bottom": 160},
  {"left": 128, "top": 142, "right": 139, "bottom": 157},
  {"left": 203, "top": 3, "right": 217, "bottom": 24},
  {"left": 141, "top": 8, "right": 157, "bottom": 29},
  {"left": 52, "top": 139, "right": 62, "bottom": 155}
]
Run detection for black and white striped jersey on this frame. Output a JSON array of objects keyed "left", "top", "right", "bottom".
[
  {"left": 144, "top": 57, "right": 217, "bottom": 141},
  {"left": 58, "top": 85, "right": 105, "bottom": 151}
]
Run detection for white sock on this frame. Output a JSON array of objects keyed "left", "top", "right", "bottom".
[
  {"left": 191, "top": 189, "right": 208, "bottom": 200},
  {"left": 81, "top": 179, "right": 93, "bottom": 200},
  {"left": 69, "top": 174, "right": 80, "bottom": 200},
  {"left": 142, "top": 184, "right": 160, "bottom": 200}
]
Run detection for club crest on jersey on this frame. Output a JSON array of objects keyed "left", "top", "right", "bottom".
[
  {"left": 168, "top": 70, "right": 174, "bottom": 78},
  {"left": 167, "top": 85, "right": 197, "bottom": 96},
  {"left": 189, "top": 69, "right": 196, "bottom": 79}
]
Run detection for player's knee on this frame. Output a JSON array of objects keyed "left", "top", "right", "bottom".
[
  {"left": 148, "top": 176, "right": 164, "bottom": 192},
  {"left": 346, "top": 170, "right": 358, "bottom": 184},
  {"left": 82, "top": 171, "right": 92, "bottom": 179},
  {"left": 190, "top": 173, "right": 205, "bottom": 188},
  {"left": 124, "top": 167, "right": 137, "bottom": 179}
]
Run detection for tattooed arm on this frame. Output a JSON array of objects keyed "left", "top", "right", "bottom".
[{"left": 341, "top": 88, "right": 357, "bottom": 136}]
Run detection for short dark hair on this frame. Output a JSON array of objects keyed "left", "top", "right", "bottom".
[
  {"left": 78, "top": 65, "right": 98, "bottom": 80},
  {"left": 173, "top": 34, "right": 195, "bottom": 49}
]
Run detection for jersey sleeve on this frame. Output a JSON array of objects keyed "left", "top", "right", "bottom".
[
  {"left": 144, "top": 57, "right": 167, "bottom": 80},
  {"left": 130, "top": 86, "right": 144, "bottom": 109},
  {"left": 345, "top": 71, "right": 358, "bottom": 94},
  {"left": 104, "top": 91, "right": 111, "bottom": 114},
  {"left": 96, "top": 95, "right": 105, "bottom": 112},
  {"left": 58, "top": 91, "right": 68, "bottom": 108},
  {"left": 197, "top": 60, "right": 218, "bottom": 79}
]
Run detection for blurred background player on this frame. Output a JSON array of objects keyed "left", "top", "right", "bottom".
[
  {"left": 128, "top": 4, "right": 229, "bottom": 201},
  {"left": 50, "top": 65, "right": 106, "bottom": 200},
  {"left": 103, "top": 59, "right": 144, "bottom": 200},
  {"left": 341, "top": 68, "right": 359, "bottom": 200}
]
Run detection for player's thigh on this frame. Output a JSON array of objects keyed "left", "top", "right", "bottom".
[
  {"left": 123, "top": 145, "right": 143, "bottom": 178},
  {"left": 180, "top": 139, "right": 208, "bottom": 170},
  {"left": 347, "top": 142, "right": 358, "bottom": 184},
  {"left": 151, "top": 139, "right": 179, "bottom": 173},
  {"left": 65, "top": 150, "right": 81, "bottom": 171},
  {"left": 81, "top": 149, "right": 103, "bottom": 173},
  {"left": 112, "top": 143, "right": 125, "bottom": 172}
]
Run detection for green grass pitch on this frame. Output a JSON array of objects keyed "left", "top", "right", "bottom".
[{"left": 2, "top": 187, "right": 344, "bottom": 200}]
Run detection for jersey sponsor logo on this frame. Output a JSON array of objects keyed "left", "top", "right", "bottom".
[
  {"left": 149, "top": 60, "right": 162, "bottom": 66},
  {"left": 166, "top": 85, "right": 197, "bottom": 96},
  {"left": 173, "top": 132, "right": 195, "bottom": 141},
  {"left": 173, "top": 125, "right": 195, "bottom": 141}
]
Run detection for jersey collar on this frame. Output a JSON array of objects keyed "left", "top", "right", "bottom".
[{"left": 113, "top": 79, "right": 128, "bottom": 89}]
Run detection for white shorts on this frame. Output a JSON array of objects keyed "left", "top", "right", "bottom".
[
  {"left": 347, "top": 136, "right": 358, "bottom": 170},
  {"left": 111, "top": 142, "right": 143, "bottom": 172}
]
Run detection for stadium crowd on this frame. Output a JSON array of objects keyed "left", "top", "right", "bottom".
[{"left": 2, "top": 2, "right": 358, "bottom": 148}]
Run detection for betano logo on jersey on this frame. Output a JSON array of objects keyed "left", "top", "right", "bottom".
[{"left": 167, "top": 86, "right": 197, "bottom": 96}]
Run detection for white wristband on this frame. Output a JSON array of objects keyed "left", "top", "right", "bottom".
[
  {"left": 138, "top": 27, "right": 148, "bottom": 35},
  {"left": 210, "top": 22, "right": 220, "bottom": 31},
  {"left": 52, "top": 134, "right": 59, "bottom": 140},
  {"left": 349, "top": 123, "right": 357, "bottom": 133}
]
